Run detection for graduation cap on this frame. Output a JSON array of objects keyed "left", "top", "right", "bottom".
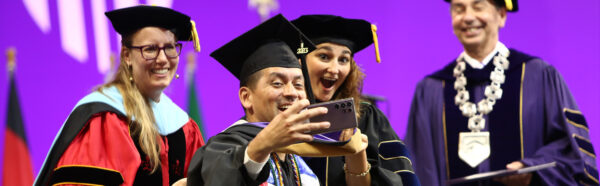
[
  {"left": 444, "top": 0, "right": 519, "bottom": 12},
  {"left": 291, "top": 15, "right": 381, "bottom": 63},
  {"left": 210, "top": 14, "right": 318, "bottom": 102},
  {"left": 105, "top": 5, "right": 201, "bottom": 52}
]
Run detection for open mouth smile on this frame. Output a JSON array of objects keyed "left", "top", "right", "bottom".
[
  {"left": 278, "top": 104, "right": 291, "bottom": 112},
  {"left": 320, "top": 77, "right": 337, "bottom": 89}
]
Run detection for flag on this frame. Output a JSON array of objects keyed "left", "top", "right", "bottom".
[
  {"left": 186, "top": 53, "right": 206, "bottom": 139},
  {"left": 3, "top": 49, "right": 34, "bottom": 186}
]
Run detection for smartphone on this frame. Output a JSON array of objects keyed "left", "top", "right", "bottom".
[{"left": 305, "top": 98, "right": 358, "bottom": 135}]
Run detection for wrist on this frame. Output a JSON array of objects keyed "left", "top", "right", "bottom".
[
  {"left": 247, "top": 138, "right": 271, "bottom": 163},
  {"left": 344, "top": 151, "right": 369, "bottom": 174},
  {"left": 344, "top": 150, "right": 368, "bottom": 166},
  {"left": 344, "top": 162, "right": 371, "bottom": 177}
]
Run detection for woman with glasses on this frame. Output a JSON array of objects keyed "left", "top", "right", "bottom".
[
  {"left": 292, "top": 15, "right": 420, "bottom": 186},
  {"left": 35, "top": 6, "right": 204, "bottom": 186}
]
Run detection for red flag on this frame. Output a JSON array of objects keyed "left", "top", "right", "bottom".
[{"left": 3, "top": 74, "right": 34, "bottom": 186}]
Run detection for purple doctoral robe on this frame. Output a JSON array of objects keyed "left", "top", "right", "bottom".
[{"left": 404, "top": 49, "right": 598, "bottom": 185}]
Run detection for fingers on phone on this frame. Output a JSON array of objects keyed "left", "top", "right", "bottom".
[
  {"left": 293, "top": 121, "right": 329, "bottom": 133},
  {"left": 293, "top": 133, "right": 314, "bottom": 142},
  {"left": 286, "top": 100, "right": 310, "bottom": 114},
  {"left": 289, "top": 107, "right": 327, "bottom": 123}
]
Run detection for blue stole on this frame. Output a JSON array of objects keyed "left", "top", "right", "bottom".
[{"left": 73, "top": 86, "right": 189, "bottom": 135}]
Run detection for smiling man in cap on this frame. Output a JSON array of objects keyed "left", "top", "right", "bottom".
[
  {"left": 405, "top": 0, "right": 598, "bottom": 185},
  {"left": 187, "top": 15, "right": 368, "bottom": 186}
]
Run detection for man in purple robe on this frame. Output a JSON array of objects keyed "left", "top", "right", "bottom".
[{"left": 404, "top": 0, "right": 598, "bottom": 185}]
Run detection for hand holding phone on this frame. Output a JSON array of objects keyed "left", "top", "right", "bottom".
[{"left": 305, "top": 98, "right": 358, "bottom": 135}]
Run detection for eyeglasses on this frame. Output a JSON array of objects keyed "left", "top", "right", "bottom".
[{"left": 127, "top": 43, "right": 183, "bottom": 60}]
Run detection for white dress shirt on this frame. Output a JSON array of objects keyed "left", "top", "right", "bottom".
[{"left": 459, "top": 41, "right": 509, "bottom": 69}]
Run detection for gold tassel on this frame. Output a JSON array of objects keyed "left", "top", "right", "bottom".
[
  {"left": 6, "top": 47, "right": 16, "bottom": 74},
  {"left": 371, "top": 24, "right": 381, "bottom": 63},
  {"left": 190, "top": 20, "right": 201, "bottom": 52},
  {"left": 504, "top": 0, "right": 513, "bottom": 11}
]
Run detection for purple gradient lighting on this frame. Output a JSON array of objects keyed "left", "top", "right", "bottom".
[{"left": 0, "top": 0, "right": 597, "bottom": 182}]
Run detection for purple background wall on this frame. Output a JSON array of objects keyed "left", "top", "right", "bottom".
[{"left": 0, "top": 0, "right": 598, "bottom": 180}]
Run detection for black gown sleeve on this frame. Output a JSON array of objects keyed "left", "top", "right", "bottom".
[
  {"left": 187, "top": 127, "right": 270, "bottom": 186},
  {"left": 359, "top": 103, "right": 420, "bottom": 186}
]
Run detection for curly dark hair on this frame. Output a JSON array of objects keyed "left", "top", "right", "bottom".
[{"left": 332, "top": 58, "right": 365, "bottom": 119}]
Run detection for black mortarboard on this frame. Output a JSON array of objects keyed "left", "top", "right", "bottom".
[
  {"left": 292, "top": 15, "right": 381, "bottom": 63},
  {"left": 105, "top": 5, "right": 201, "bottom": 51},
  {"left": 210, "top": 14, "right": 315, "bottom": 82},
  {"left": 444, "top": 0, "right": 519, "bottom": 12}
]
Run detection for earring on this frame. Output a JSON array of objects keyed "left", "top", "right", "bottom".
[
  {"left": 176, "top": 74, "right": 180, "bottom": 79},
  {"left": 127, "top": 65, "right": 133, "bottom": 81}
]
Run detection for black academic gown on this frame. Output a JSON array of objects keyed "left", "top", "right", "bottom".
[
  {"left": 187, "top": 124, "right": 269, "bottom": 185},
  {"left": 189, "top": 123, "right": 319, "bottom": 186},
  {"left": 303, "top": 103, "right": 419, "bottom": 186}
]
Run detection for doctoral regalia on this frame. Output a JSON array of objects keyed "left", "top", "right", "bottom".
[
  {"left": 303, "top": 102, "right": 419, "bottom": 186},
  {"left": 290, "top": 14, "right": 420, "bottom": 186},
  {"left": 34, "top": 86, "right": 205, "bottom": 186},
  {"left": 405, "top": 49, "right": 598, "bottom": 185}
]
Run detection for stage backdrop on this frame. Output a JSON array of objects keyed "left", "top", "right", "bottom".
[{"left": 0, "top": 0, "right": 598, "bottom": 180}]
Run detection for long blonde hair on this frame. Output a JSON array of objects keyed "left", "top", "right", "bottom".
[{"left": 98, "top": 34, "right": 161, "bottom": 173}]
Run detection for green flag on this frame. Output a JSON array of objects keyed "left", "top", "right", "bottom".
[{"left": 186, "top": 53, "right": 206, "bottom": 139}]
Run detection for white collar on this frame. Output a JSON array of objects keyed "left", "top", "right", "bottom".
[{"left": 459, "top": 42, "right": 509, "bottom": 69}]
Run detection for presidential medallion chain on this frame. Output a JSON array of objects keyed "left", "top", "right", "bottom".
[
  {"left": 453, "top": 52, "right": 510, "bottom": 132},
  {"left": 454, "top": 50, "right": 510, "bottom": 168}
]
